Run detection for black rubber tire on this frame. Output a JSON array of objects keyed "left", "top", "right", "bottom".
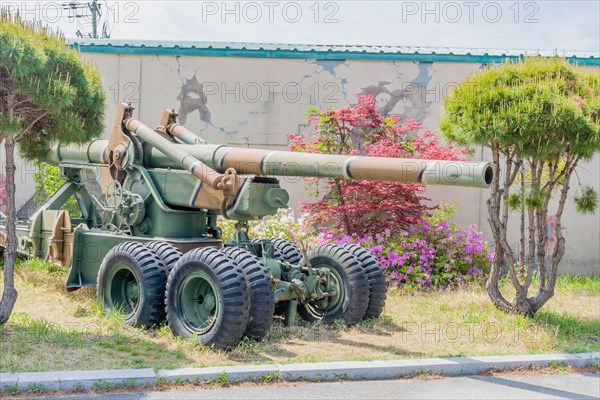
[
  {"left": 297, "top": 244, "right": 369, "bottom": 325},
  {"left": 221, "top": 247, "right": 275, "bottom": 341},
  {"left": 271, "top": 238, "right": 303, "bottom": 265},
  {"left": 97, "top": 241, "right": 167, "bottom": 328},
  {"left": 145, "top": 241, "right": 182, "bottom": 275},
  {"left": 166, "top": 247, "right": 251, "bottom": 349},
  {"left": 340, "top": 244, "right": 387, "bottom": 319}
]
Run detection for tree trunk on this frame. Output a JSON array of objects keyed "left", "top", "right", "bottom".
[
  {"left": 0, "top": 135, "right": 18, "bottom": 324},
  {"left": 485, "top": 149, "right": 580, "bottom": 317},
  {"left": 510, "top": 292, "right": 536, "bottom": 316},
  {"left": 485, "top": 143, "right": 512, "bottom": 312},
  {"left": 529, "top": 158, "right": 577, "bottom": 314}
]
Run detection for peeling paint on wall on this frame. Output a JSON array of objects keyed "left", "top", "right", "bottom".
[{"left": 177, "top": 76, "right": 211, "bottom": 124}]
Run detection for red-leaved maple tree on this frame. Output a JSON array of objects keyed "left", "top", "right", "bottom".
[{"left": 289, "top": 95, "right": 467, "bottom": 236}]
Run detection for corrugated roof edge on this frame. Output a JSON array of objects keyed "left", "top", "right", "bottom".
[{"left": 67, "top": 40, "right": 600, "bottom": 66}]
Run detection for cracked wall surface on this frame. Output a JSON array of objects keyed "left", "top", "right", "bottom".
[{"left": 5, "top": 53, "right": 598, "bottom": 275}]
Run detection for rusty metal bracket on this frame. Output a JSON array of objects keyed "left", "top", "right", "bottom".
[
  {"left": 47, "top": 210, "right": 73, "bottom": 268},
  {"left": 105, "top": 103, "right": 135, "bottom": 187},
  {"left": 161, "top": 108, "right": 208, "bottom": 145},
  {"left": 155, "top": 108, "right": 179, "bottom": 142}
]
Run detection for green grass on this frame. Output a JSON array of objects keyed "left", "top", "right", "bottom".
[
  {"left": 554, "top": 275, "right": 600, "bottom": 294},
  {"left": 533, "top": 311, "right": 600, "bottom": 353},
  {"left": 0, "top": 258, "right": 598, "bottom": 373}
]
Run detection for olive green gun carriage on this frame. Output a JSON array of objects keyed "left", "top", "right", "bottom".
[{"left": 0, "top": 103, "right": 493, "bottom": 348}]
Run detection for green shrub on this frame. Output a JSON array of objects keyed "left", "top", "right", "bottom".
[{"left": 33, "top": 162, "right": 80, "bottom": 216}]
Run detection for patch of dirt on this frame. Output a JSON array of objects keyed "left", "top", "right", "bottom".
[
  {"left": 482, "top": 365, "right": 600, "bottom": 377},
  {"left": 1, "top": 378, "right": 311, "bottom": 399}
]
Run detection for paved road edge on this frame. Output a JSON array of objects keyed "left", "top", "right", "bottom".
[{"left": 1, "top": 352, "right": 598, "bottom": 393}]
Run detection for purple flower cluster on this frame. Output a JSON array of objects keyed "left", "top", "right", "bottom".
[{"left": 317, "top": 219, "right": 492, "bottom": 290}]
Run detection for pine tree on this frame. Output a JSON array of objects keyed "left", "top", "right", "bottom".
[
  {"left": 441, "top": 57, "right": 599, "bottom": 315},
  {"left": 0, "top": 13, "right": 105, "bottom": 323}
]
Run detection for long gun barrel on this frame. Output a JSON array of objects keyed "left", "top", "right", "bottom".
[
  {"left": 143, "top": 142, "right": 493, "bottom": 188},
  {"left": 49, "top": 114, "right": 493, "bottom": 188},
  {"left": 46, "top": 104, "right": 493, "bottom": 221}
]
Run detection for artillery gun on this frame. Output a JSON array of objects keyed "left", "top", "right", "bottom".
[{"left": 0, "top": 103, "right": 493, "bottom": 348}]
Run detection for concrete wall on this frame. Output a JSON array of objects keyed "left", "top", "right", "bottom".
[{"left": 6, "top": 51, "right": 599, "bottom": 275}]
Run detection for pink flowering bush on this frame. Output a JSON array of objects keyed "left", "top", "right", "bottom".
[
  {"left": 314, "top": 203, "right": 492, "bottom": 289},
  {"left": 288, "top": 94, "right": 468, "bottom": 237}
]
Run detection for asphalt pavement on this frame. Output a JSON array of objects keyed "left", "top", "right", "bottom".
[{"left": 16, "top": 372, "right": 600, "bottom": 400}]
